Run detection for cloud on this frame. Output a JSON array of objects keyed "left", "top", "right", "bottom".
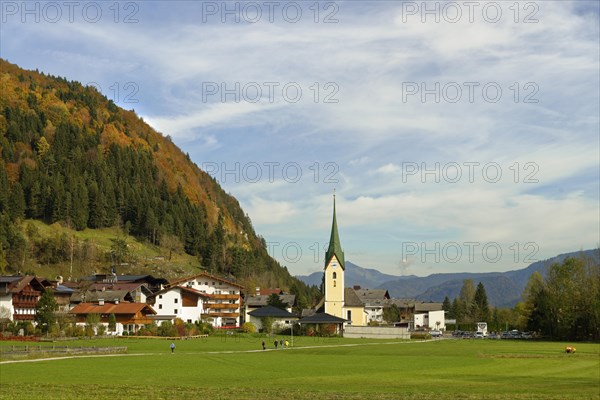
[{"left": 2, "top": 1, "right": 597, "bottom": 276}]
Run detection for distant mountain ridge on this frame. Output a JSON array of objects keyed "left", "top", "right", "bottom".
[
  {"left": 296, "top": 261, "right": 414, "bottom": 289},
  {"left": 296, "top": 249, "right": 598, "bottom": 307}
]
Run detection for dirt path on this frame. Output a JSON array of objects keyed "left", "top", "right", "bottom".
[{"left": 0, "top": 339, "right": 439, "bottom": 364}]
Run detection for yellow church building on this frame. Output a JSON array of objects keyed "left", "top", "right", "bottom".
[{"left": 322, "top": 195, "right": 367, "bottom": 326}]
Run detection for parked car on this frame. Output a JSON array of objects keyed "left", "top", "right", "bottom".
[
  {"left": 474, "top": 332, "right": 484, "bottom": 339},
  {"left": 430, "top": 330, "right": 443, "bottom": 337}
]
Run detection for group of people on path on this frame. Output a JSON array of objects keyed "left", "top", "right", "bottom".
[{"left": 262, "top": 339, "right": 289, "bottom": 350}]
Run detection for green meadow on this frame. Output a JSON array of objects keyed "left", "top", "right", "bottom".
[{"left": 0, "top": 336, "right": 598, "bottom": 400}]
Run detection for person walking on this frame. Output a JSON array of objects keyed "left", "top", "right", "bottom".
[
  {"left": 262, "top": 341, "right": 266, "bottom": 350},
  {"left": 170, "top": 342, "right": 175, "bottom": 353},
  {"left": 274, "top": 340, "right": 278, "bottom": 349}
]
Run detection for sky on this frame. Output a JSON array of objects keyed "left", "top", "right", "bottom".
[{"left": 1, "top": 1, "right": 598, "bottom": 277}]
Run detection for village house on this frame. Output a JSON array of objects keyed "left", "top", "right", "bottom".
[
  {"left": 69, "top": 301, "right": 156, "bottom": 335},
  {"left": 147, "top": 285, "right": 209, "bottom": 325},
  {"left": 0, "top": 276, "right": 50, "bottom": 321},
  {"left": 247, "top": 305, "right": 297, "bottom": 332},
  {"left": 164, "top": 272, "right": 244, "bottom": 328},
  {"left": 353, "top": 287, "right": 390, "bottom": 324}
]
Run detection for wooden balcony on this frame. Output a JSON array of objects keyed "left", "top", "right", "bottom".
[
  {"left": 12, "top": 300, "right": 37, "bottom": 308},
  {"left": 206, "top": 312, "right": 240, "bottom": 318},
  {"left": 13, "top": 314, "right": 35, "bottom": 321},
  {"left": 206, "top": 294, "right": 239, "bottom": 300},
  {"left": 204, "top": 303, "right": 239, "bottom": 310}
]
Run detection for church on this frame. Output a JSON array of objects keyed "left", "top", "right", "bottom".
[{"left": 320, "top": 194, "right": 368, "bottom": 326}]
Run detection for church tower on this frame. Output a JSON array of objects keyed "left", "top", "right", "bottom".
[{"left": 324, "top": 193, "right": 345, "bottom": 318}]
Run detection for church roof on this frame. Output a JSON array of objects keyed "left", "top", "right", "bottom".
[
  {"left": 344, "top": 288, "right": 364, "bottom": 307},
  {"left": 325, "top": 195, "right": 345, "bottom": 270}
]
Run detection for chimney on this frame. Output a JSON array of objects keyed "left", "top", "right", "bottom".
[
  {"left": 55, "top": 275, "right": 63, "bottom": 284},
  {"left": 255, "top": 287, "right": 260, "bottom": 295},
  {"left": 98, "top": 299, "right": 104, "bottom": 305},
  {"left": 114, "top": 298, "right": 119, "bottom": 304}
]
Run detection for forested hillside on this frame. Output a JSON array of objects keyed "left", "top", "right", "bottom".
[{"left": 0, "top": 59, "right": 318, "bottom": 304}]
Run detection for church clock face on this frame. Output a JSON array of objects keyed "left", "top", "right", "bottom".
[{"left": 331, "top": 263, "right": 337, "bottom": 268}]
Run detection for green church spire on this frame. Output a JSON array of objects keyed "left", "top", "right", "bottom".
[{"left": 325, "top": 192, "right": 345, "bottom": 270}]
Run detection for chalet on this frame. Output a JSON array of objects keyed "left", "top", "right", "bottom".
[
  {"left": 166, "top": 272, "right": 244, "bottom": 328},
  {"left": 69, "top": 302, "right": 156, "bottom": 335},
  {"left": 147, "top": 285, "right": 209, "bottom": 325},
  {"left": 0, "top": 276, "right": 50, "bottom": 321}
]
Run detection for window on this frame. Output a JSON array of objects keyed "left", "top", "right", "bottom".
[
  {"left": 174, "top": 309, "right": 178, "bottom": 314},
  {"left": 347, "top": 310, "right": 352, "bottom": 320},
  {"left": 174, "top": 298, "right": 178, "bottom": 304},
  {"left": 187, "top": 319, "right": 192, "bottom": 323},
  {"left": 158, "top": 295, "right": 162, "bottom": 299},
  {"left": 332, "top": 272, "right": 337, "bottom": 279},
  {"left": 159, "top": 304, "right": 162, "bottom": 309},
  {"left": 333, "top": 280, "right": 336, "bottom": 287}
]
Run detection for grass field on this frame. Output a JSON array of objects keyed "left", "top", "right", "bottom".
[{"left": 1, "top": 336, "right": 598, "bottom": 400}]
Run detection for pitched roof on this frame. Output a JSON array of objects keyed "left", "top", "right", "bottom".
[
  {"left": 1, "top": 276, "right": 48, "bottom": 293},
  {"left": 248, "top": 305, "right": 296, "bottom": 318},
  {"left": 298, "top": 312, "right": 349, "bottom": 324},
  {"left": 53, "top": 284, "right": 75, "bottom": 294},
  {"left": 71, "top": 290, "right": 130, "bottom": 303},
  {"left": 245, "top": 294, "right": 295, "bottom": 307},
  {"left": 69, "top": 302, "right": 156, "bottom": 315},
  {"left": 415, "top": 302, "right": 443, "bottom": 312},
  {"left": 325, "top": 195, "right": 345, "bottom": 270},
  {"left": 88, "top": 282, "right": 150, "bottom": 292},
  {"left": 344, "top": 288, "right": 364, "bottom": 307},
  {"left": 355, "top": 289, "right": 390, "bottom": 301},
  {"left": 80, "top": 274, "right": 168, "bottom": 286},
  {"left": 168, "top": 272, "right": 244, "bottom": 289},
  {"left": 148, "top": 285, "right": 211, "bottom": 299}
]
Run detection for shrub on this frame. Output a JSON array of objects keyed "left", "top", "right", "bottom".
[
  {"left": 410, "top": 332, "right": 432, "bottom": 340},
  {"left": 242, "top": 322, "right": 256, "bottom": 333}
]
